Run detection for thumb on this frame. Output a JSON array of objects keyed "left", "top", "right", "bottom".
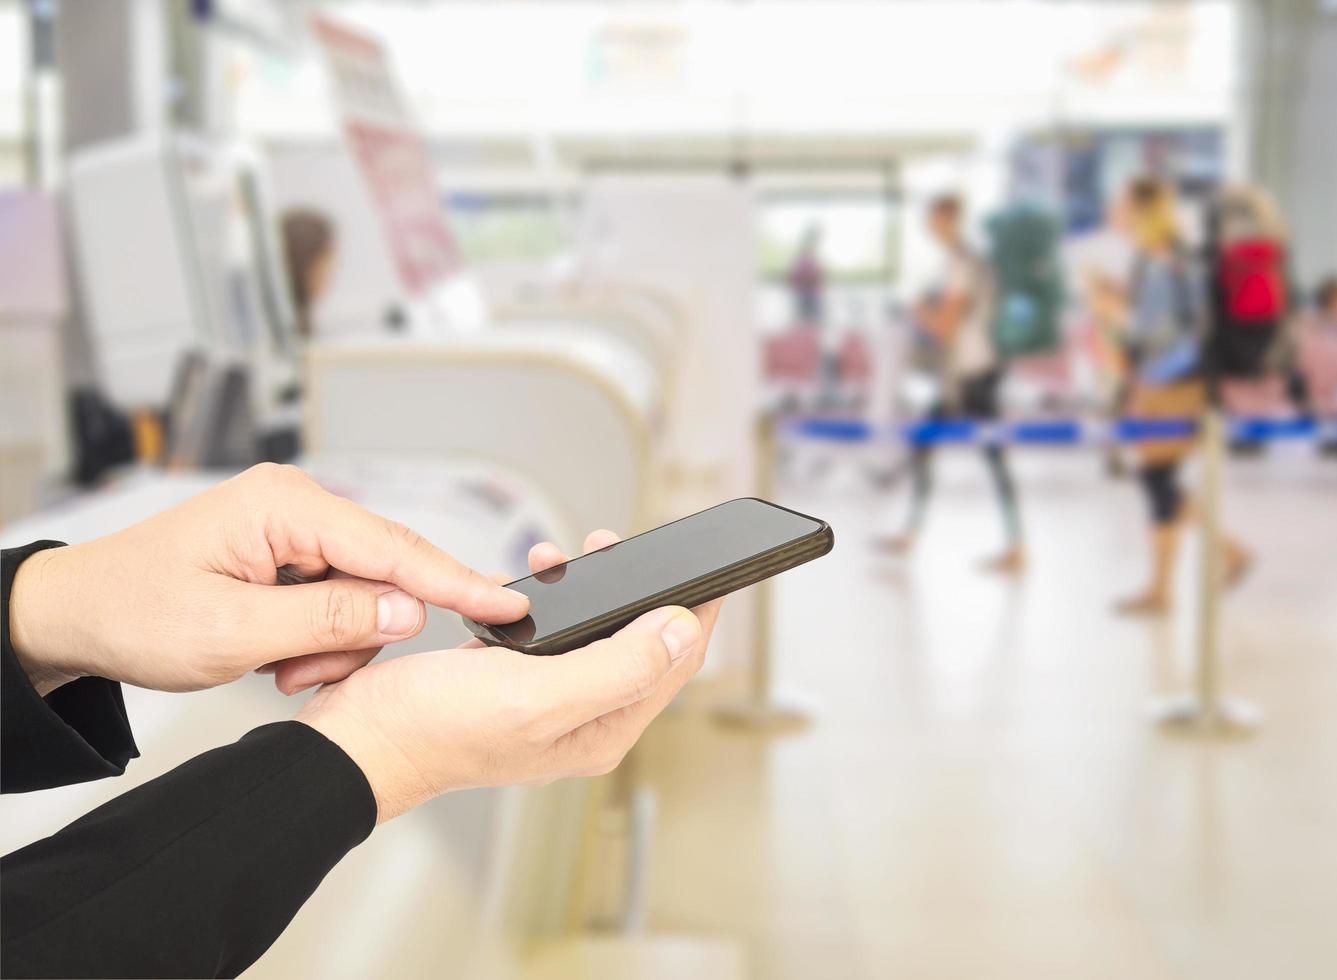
[
  {"left": 227, "top": 576, "right": 425, "bottom": 669},
  {"left": 532, "top": 606, "right": 702, "bottom": 733}
]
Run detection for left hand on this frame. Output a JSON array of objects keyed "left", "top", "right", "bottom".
[
  {"left": 297, "top": 529, "right": 724, "bottom": 822},
  {"left": 520, "top": 528, "right": 725, "bottom": 659},
  {"left": 6, "top": 463, "right": 529, "bottom": 696}
]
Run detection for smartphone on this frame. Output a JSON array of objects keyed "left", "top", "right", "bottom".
[{"left": 464, "top": 497, "right": 833, "bottom": 656}]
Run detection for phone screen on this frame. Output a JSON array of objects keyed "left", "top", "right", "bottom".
[{"left": 493, "top": 498, "right": 823, "bottom": 645}]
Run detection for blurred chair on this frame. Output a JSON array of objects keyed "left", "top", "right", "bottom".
[{"left": 1297, "top": 321, "right": 1337, "bottom": 418}]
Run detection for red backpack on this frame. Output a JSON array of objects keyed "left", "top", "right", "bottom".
[{"left": 1218, "top": 238, "right": 1286, "bottom": 324}]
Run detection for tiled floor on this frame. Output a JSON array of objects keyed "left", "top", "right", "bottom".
[{"left": 637, "top": 446, "right": 1337, "bottom": 979}]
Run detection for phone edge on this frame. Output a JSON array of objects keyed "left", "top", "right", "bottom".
[{"left": 465, "top": 509, "right": 833, "bottom": 656}]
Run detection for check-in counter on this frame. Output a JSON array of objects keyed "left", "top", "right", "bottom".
[
  {"left": 477, "top": 266, "right": 690, "bottom": 385},
  {"left": 304, "top": 331, "right": 664, "bottom": 543}
]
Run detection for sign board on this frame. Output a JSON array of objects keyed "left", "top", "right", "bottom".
[{"left": 309, "top": 14, "right": 460, "bottom": 296}]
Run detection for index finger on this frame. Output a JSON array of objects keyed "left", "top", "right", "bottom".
[{"left": 273, "top": 476, "right": 529, "bottom": 624}]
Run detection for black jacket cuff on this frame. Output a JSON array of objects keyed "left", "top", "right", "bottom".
[
  {"left": 2, "top": 541, "right": 139, "bottom": 793},
  {"left": 1, "top": 721, "right": 377, "bottom": 979}
]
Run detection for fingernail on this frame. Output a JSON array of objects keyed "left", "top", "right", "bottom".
[
  {"left": 504, "top": 587, "right": 528, "bottom": 603},
  {"left": 377, "top": 590, "right": 422, "bottom": 636},
  {"left": 660, "top": 611, "right": 701, "bottom": 662},
  {"left": 255, "top": 664, "right": 276, "bottom": 675}
]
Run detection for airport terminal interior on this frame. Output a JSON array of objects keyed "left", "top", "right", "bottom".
[{"left": 0, "top": 1, "right": 1335, "bottom": 978}]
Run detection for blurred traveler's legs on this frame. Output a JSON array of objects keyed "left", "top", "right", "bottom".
[
  {"left": 1116, "top": 382, "right": 1252, "bottom": 615},
  {"left": 1117, "top": 376, "right": 1199, "bottom": 615},
  {"left": 962, "top": 369, "right": 1025, "bottom": 572},
  {"left": 1116, "top": 475, "right": 1254, "bottom": 616},
  {"left": 882, "top": 442, "right": 934, "bottom": 554},
  {"left": 1117, "top": 462, "right": 1184, "bottom": 614},
  {"left": 873, "top": 369, "right": 1024, "bottom": 570},
  {"left": 874, "top": 391, "right": 944, "bottom": 555},
  {"left": 980, "top": 442, "right": 1024, "bottom": 572},
  {"left": 1178, "top": 494, "right": 1254, "bottom": 592}
]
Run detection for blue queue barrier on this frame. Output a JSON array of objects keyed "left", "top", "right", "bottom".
[
  {"left": 782, "top": 415, "right": 1337, "bottom": 446},
  {"left": 779, "top": 409, "right": 1324, "bottom": 738}
]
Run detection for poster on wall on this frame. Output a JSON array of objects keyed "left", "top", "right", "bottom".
[{"left": 309, "top": 14, "right": 460, "bottom": 296}]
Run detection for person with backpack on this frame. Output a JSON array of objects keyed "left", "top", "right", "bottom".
[
  {"left": 875, "top": 193, "right": 1026, "bottom": 573},
  {"left": 1208, "top": 185, "right": 1298, "bottom": 454},
  {"left": 1208, "top": 185, "right": 1291, "bottom": 381},
  {"left": 987, "top": 198, "right": 1065, "bottom": 365},
  {"left": 1114, "top": 176, "right": 1252, "bottom": 615}
]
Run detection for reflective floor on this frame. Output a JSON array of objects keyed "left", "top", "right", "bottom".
[{"left": 636, "top": 446, "right": 1337, "bottom": 979}]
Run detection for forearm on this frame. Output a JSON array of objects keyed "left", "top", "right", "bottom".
[{"left": 0, "top": 722, "right": 376, "bottom": 979}]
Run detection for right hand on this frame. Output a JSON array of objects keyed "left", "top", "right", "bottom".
[{"left": 296, "top": 530, "right": 723, "bottom": 822}]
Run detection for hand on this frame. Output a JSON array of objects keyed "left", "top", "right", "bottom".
[
  {"left": 297, "top": 530, "right": 724, "bottom": 823},
  {"left": 7, "top": 463, "right": 528, "bottom": 696}
]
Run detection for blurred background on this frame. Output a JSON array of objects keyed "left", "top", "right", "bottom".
[{"left": 1, "top": 1, "right": 1335, "bottom": 977}]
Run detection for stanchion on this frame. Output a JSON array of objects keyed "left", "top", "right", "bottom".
[
  {"left": 712, "top": 409, "right": 813, "bottom": 735},
  {"left": 1147, "top": 405, "right": 1261, "bottom": 735}
]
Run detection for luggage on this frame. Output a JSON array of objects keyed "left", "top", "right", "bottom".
[
  {"left": 985, "top": 203, "right": 1064, "bottom": 358},
  {"left": 1210, "top": 237, "right": 1289, "bottom": 378},
  {"left": 1208, "top": 184, "right": 1290, "bottom": 379},
  {"left": 1219, "top": 238, "right": 1287, "bottom": 323}
]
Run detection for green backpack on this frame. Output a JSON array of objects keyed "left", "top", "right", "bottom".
[{"left": 986, "top": 203, "right": 1064, "bottom": 358}]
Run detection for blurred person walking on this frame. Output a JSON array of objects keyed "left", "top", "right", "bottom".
[
  {"left": 789, "top": 225, "right": 845, "bottom": 411},
  {"left": 1115, "top": 176, "right": 1251, "bottom": 615},
  {"left": 788, "top": 225, "right": 826, "bottom": 327},
  {"left": 1209, "top": 185, "right": 1296, "bottom": 451},
  {"left": 875, "top": 194, "right": 1025, "bottom": 572}
]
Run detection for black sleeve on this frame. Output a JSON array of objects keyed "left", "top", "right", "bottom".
[
  {"left": 2, "top": 542, "right": 139, "bottom": 793},
  {"left": 1, "top": 721, "right": 377, "bottom": 979},
  {"left": 3, "top": 542, "right": 378, "bottom": 977}
]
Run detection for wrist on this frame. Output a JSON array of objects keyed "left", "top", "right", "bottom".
[
  {"left": 295, "top": 693, "right": 426, "bottom": 825},
  {"left": 9, "top": 548, "right": 85, "bottom": 696}
]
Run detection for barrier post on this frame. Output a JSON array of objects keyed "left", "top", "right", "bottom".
[
  {"left": 712, "top": 408, "right": 812, "bottom": 734},
  {"left": 1147, "top": 406, "right": 1261, "bottom": 734}
]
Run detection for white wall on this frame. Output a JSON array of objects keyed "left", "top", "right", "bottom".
[
  {"left": 233, "top": 1, "right": 1236, "bottom": 145},
  {"left": 1236, "top": 0, "right": 1337, "bottom": 289}
]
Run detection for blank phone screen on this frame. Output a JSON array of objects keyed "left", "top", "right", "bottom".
[{"left": 493, "top": 498, "right": 822, "bottom": 644}]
